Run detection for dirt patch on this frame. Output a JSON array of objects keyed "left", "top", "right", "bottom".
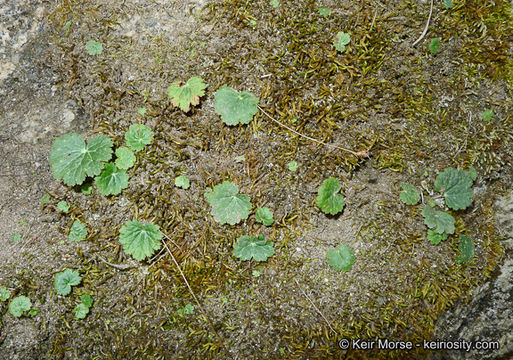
[{"left": 1, "top": 0, "right": 513, "bottom": 359}]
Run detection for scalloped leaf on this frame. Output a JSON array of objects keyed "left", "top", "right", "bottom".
[
  {"left": 205, "top": 181, "right": 252, "bottom": 225},
  {"left": 167, "top": 77, "right": 207, "bottom": 112},
  {"left": 457, "top": 235, "right": 474, "bottom": 263},
  {"left": 54, "top": 269, "right": 82, "bottom": 296},
  {"left": 86, "top": 40, "right": 103, "bottom": 55},
  {"left": 175, "top": 175, "right": 190, "bottom": 189},
  {"left": 125, "top": 124, "right": 154, "bottom": 152},
  {"left": 233, "top": 235, "right": 275, "bottom": 262},
  {"left": 421, "top": 205, "right": 455, "bottom": 234},
  {"left": 115, "top": 146, "right": 136, "bottom": 169},
  {"left": 0, "top": 286, "right": 11, "bottom": 301},
  {"left": 68, "top": 220, "right": 88, "bottom": 242},
  {"left": 255, "top": 207, "right": 274, "bottom": 226},
  {"left": 334, "top": 31, "right": 351, "bottom": 52},
  {"left": 50, "top": 133, "right": 113, "bottom": 186},
  {"left": 399, "top": 182, "right": 419, "bottom": 205},
  {"left": 119, "top": 220, "right": 163, "bottom": 261},
  {"left": 9, "top": 296, "right": 32, "bottom": 317},
  {"left": 74, "top": 303, "right": 90, "bottom": 319},
  {"left": 57, "top": 201, "right": 69, "bottom": 213},
  {"left": 214, "top": 86, "right": 259, "bottom": 126},
  {"left": 327, "top": 244, "right": 355, "bottom": 272},
  {"left": 317, "top": 177, "right": 345, "bottom": 215},
  {"left": 427, "top": 229, "right": 448, "bottom": 245},
  {"left": 94, "top": 163, "right": 129, "bottom": 196},
  {"left": 434, "top": 168, "right": 474, "bottom": 210}
]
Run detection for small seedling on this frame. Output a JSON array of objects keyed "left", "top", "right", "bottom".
[
  {"left": 443, "top": 0, "right": 453, "bottom": 9},
  {"left": 115, "top": 147, "right": 136, "bottom": 170},
  {"left": 0, "top": 286, "right": 11, "bottom": 301},
  {"left": 255, "top": 207, "right": 274, "bottom": 226},
  {"left": 214, "top": 86, "right": 259, "bottom": 126},
  {"left": 427, "top": 229, "right": 448, "bottom": 245},
  {"left": 175, "top": 175, "right": 190, "bottom": 189},
  {"left": 40, "top": 194, "right": 51, "bottom": 204},
  {"left": 50, "top": 133, "right": 113, "bottom": 186},
  {"left": 481, "top": 109, "right": 494, "bottom": 122},
  {"left": 11, "top": 233, "right": 21, "bottom": 243},
  {"left": 54, "top": 269, "right": 82, "bottom": 296},
  {"left": 176, "top": 303, "right": 195, "bottom": 315},
  {"left": 8, "top": 296, "right": 32, "bottom": 317},
  {"left": 233, "top": 235, "right": 275, "bottom": 261},
  {"left": 68, "top": 220, "right": 88, "bottom": 242},
  {"left": 57, "top": 201, "right": 70, "bottom": 213},
  {"left": 205, "top": 181, "right": 252, "bottom": 225},
  {"left": 270, "top": 0, "right": 279, "bottom": 8},
  {"left": 334, "top": 31, "right": 351, "bottom": 52},
  {"left": 421, "top": 205, "right": 455, "bottom": 234},
  {"left": 399, "top": 182, "right": 419, "bottom": 205},
  {"left": 252, "top": 269, "right": 261, "bottom": 277},
  {"left": 28, "top": 308, "right": 40, "bottom": 317},
  {"left": 318, "top": 7, "right": 331, "bottom": 17},
  {"left": 125, "top": 124, "right": 154, "bottom": 152},
  {"left": 86, "top": 40, "right": 103, "bottom": 55},
  {"left": 137, "top": 107, "right": 147, "bottom": 116},
  {"left": 457, "top": 235, "right": 474, "bottom": 263},
  {"left": 94, "top": 163, "right": 129, "bottom": 196},
  {"left": 119, "top": 220, "right": 163, "bottom": 261},
  {"left": 317, "top": 177, "right": 345, "bottom": 215},
  {"left": 167, "top": 77, "right": 207, "bottom": 112},
  {"left": 287, "top": 161, "right": 298, "bottom": 172},
  {"left": 327, "top": 244, "right": 355, "bottom": 272},
  {"left": 429, "top": 38, "right": 440, "bottom": 55},
  {"left": 74, "top": 294, "right": 93, "bottom": 319}
]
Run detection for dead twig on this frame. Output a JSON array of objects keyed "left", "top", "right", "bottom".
[
  {"left": 412, "top": 0, "right": 434, "bottom": 47},
  {"left": 161, "top": 233, "right": 233, "bottom": 359},
  {"left": 257, "top": 105, "right": 369, "bottom": 158}
]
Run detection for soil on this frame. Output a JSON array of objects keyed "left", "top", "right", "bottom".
[{"left": 1, "top": 0, "right": 513, "bottom": 359}]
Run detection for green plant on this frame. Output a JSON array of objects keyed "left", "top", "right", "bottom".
[
  {"left": 175, "top": 175, "right": 190, "bottom": 189},
  {"left": 11, "top": 232, "right": 21, "bottom": 243},
  {"left": 167, "top": 76, "right": 207, "bottom": 112},
  {"left": 318, "top": 7, "right": 331, "bottom": 17},
  {"left": 94, "top": 163, "right": 129, "bottom": 196},
  {"left": 119, "top": 220, "right": 163, "bottom": 261},
  {"left": 427, "top": 229, "right": 448, "bottom": 245},
  {"left": 57, "top": 201, "right": 70, "bottom": 213},
  {"left": 287, "top": 161, "right": 298, "bottom": 172},
  {"left": 125, "top": 124, "right": 154, "bottom": 152},
  {"left": 74, "top": 294, "right": 93, "bottom": 319},
  {"left": 443, "top": 0, "right": 453, "bottom": 9},
  {"left": 233, "top": 235, "right": 275, "bottom": 261},
  {"left": 8, "top": 295, "right": 32, "bottom": 317},
  {"left": 205, "top": 181, "right": 252, "bottom": 225},
  {"left": 434, "top": 167, "right": 475, "bottom": 210},
  {"left": 399, "top": 183, "right": 419, "bottom": 205},
  {"left": 421, "top": 205, "right": 455, "bottom": 234},
  {"left": 0, "top": 286, "right": 11, "bottom": 301},
  {"left": 86, "top": 40, "right": 102, "bottom": 55},
  {"left": 481, "top": 109, "right": 494, "bottom": 122},
  {"left": 68, "top": 220, "right": 88, "bottom": 241},
  {"left": 255, "top": 207, "right": 274, "bottom": 226},
  {"left": 115, "top": 147, "right": 136, "bottom": 170},
  {"left": 137, "top": 107, "right": 147, "bottom": 115},
  {"left": 334, "top": 31, "right": 351, "bottom": 52},
  {"left": 40, "top": 194, "right": 51, "bottom": 205},
  {"left": 429, "top": 38, "right": 440, "bottom": 55},
  {"left": 317, "top": 177, "right": 345, "bottom": 215},
  {"left": 213, "top": 86, "right": 259, "bottom": 126},
  {"left": 457, "top": 235, "right": 474, "bottom": 263},
  {"left": 54, "top": 269, "right": 82, "bottom": 296},
  {"left": 50, "top": 133, "right": 113, "bottom": 186},
  {"left": 176, "top": 303, "right": 194, "bottom": 315},
  {"left": 270, "top": 0, "right": 279, "bottom": 8},
  {"left": 327, "top": 244, "right": 355, "bottom": 272}
]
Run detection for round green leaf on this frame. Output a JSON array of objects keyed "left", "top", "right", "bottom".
[
  {"left": 54, "top": 269, "right": 82, "bottom": 296},
  {"left": 167, "top": 77, "right": 207, "bottom": 112},
  {"left": 255, "top": 207, "right": 274, "bottom": 226},
  {"left": 86, "top": 40, "right": 103, "bottom": 55},
  {"left": 125, "top": 124, "right": 154, "bottom": 152},
  {"left": 205, "top": 181, "right": 252, "bottom": 225},
  {"left": 0, "top": 286, "right": 12, "bottom": 301},
  {"left": 80, "top": 294, "right": 93, "bottom": 308},
  {"left": 94, "top": 163, "right": 129, "bottom": 196},
  {"left": 68, "top": 220, "right": 88, "bottom": 242},
  {"left": 287, "top": 161, "right": 298, "bottom": 172},
  {"left": 57, "top": 201, "right": 70, "bottom": 213},
  {"left": 213, "top": 86, "right": 259, "bottom": 126},
  {"left": 334, "top": 31, "right": 351, "bottom": 52},
  {"left": 119, "top": 220, "right": 163, "bottom": 261},
  {"left": 399, "top": 182, "right": 419, "bottom": 205},
  {"left": 9, "top": 296, "right": 32, "bottom": 317},
  {"left": 421, "top": 205, "right": 455, "bottom": 234},
  {"left": 317, "top": 177, "right": 345, "bottom": 215},
  {"left": 434, "top": 168, "right": 474, "bottom": 210},
  {"left": 74, "top": 303, "right": 90, "bottom": 319},
  {"left": 327, "top": 244, "right": 355, "bottom": 272},
  {"left": 233, "top": 235, "right": 275, "bottom": 262},
  {"left": 115, "top": 147, "right": 136, "bottom": 170},
  {"left": 175, "top": 175, "right": 190, "bottom": 189}
]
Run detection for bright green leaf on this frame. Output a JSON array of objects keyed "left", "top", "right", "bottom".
[
  {"left": 457, "top": 235, "right": 474, "bottom": 263},
  {"left": 427, "top": 229, "right": 448, "bottom": 245},
  {"left": 68, "top": 220, "right": 87, "bottom": 242},
  {"left": 74, "top": 303, "right": 90, "bottom": 319},
  {"left": 334, "top": 31, "right": 351, "bottom": 52},
  {"left": 443, "top": 0, "right": 453, "bottom": 9},
  {"left": 167, "top": 77, "right": 207, "bottom": 112},
  {"left": 54, "top": 269, "right": 82, "bottom": 296},
  {"left": 40, "top": 194, "right": 51, "bottom": 205},
  {"left": 12, "top": 232, "right": 21, "bottom": 243},
  {"left": 86, "top": 40, "right": 102, "bottom": 55},
  {"left": 214, "top": 86, "right": 259, "bottom": 126},
  {"left": 57, "top": 201, "right": 70, "bottom": 213},
  {"left": 115, "top": 147, "right": 136, "bottom": 170},
  {"left": 233, "top": 235, "right": 275, "bottom": 262},
  {"left": 270, "top": 0, "right": 279, "bottom": 8},
  {"left": 125, "top": 124, "right": 154, "bottom": 152},
  {"left": 175, "top": 175, "right": 190, "bottom": 189},
  {"left": 422, "top": 205, "right": 455, "bottom": 234},
  {"left": 429, "top": 38, "right": 440, "bottom": 55},
  {"left": 137, "top": 107, "right": 147, "bottom": 115},
  {"left": 94, "top": 163, "right": 129, "bottom": 196},
  {"left": 29, "top": 308, "right": 40, "bottom": 317},
  {"left": 434, "top": 167, "right": 474, "bottom": 210},
  {"left": 119, "top": 220, "right": 163, "bottom": 261},
  {"left": 252, "top": 269, "right": 261, "bottom": 277},
  {"left": 399, "top": 182, "right": 419, "bottom": 205},
  {"left": 481, "top": 109, "right": 494, "bottom": 122},
  {"left": 80, "top": 294, "right": 94, "bottom": 308},
  {"left": 255, "top": 207, "right": 274, "bottom": 226},
  {"left": 317, "top": 177, "right": 345, "bottom": 215},
  {"left": 287, "top": 161, "right": 298, "bottom": 172},
  {"left": 0, "top": 286, "right": 11, "bottom": 301},
  {"left": 327, "top": 244, "right": 355, "bottom": 272},
  {"left": 50, "top": 133, "right": 113, "bottom": 186},
  {"left": 205, "top": 181, "right": 252, "bottom": 225},
  {"left": 9, "top": 296, "right": 31, "bottom": 317},
  {"left": 318, "top": 7, "right": 331, "bottom": 17},
  {"left": 177, "top": 303, "right": 195, "bottom": 315},
  {"left": 81, "top": 183, "right": 92, "bottom": 195}
]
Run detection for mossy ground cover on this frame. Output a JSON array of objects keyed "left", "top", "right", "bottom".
[{"left": 2, "top": 0, "right": 512, "bottom": 359}]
